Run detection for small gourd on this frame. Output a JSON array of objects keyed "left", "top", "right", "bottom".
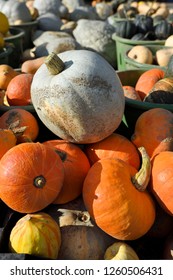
[
  {"left": 104, "top": 242, "right": 139, "bottom": 260},
  {"left": 9, "top": 212, "right": 61, "bottom": 259},
  {"left": 31, "top": 50, "right": 125, "bottom": 144}
]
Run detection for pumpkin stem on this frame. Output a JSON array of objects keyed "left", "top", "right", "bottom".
[
  {"left": 58, "top": 209, "right": 93, "bottom": 227},
  {"left": 131, "top": 146, "right": 151, "bottom": 192},
  {"left": 34, "top": 175, "right": 46, "bottom": 188},
  {"left": 45, "top": 52, "right": 65, "bottom": 75}
]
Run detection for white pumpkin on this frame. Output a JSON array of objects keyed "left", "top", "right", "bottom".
[{"left": 31, "top": 49, "right": 125, "bottom": 144}]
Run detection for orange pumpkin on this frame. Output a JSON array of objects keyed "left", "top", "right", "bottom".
[
  {"left": 0, "top": 108, "right": 39, "bottom": 143},
  {"left": 83, "top": 148, "right": 156, "bottom": 240},
  {"left": 0, "top": 142, "right": 65, "bottom": 213},
  {"left": 43, "top": 139, "right": 90, "bottom": 204},
  {"left": 0, "top": 64, "right": 19, "bottom": 90},
  {"left": 85, "top": 132, "right": 140, "bottom": 170},
  {"left": 135, "top": 68, "right": 165, "bottom": 100},
  {"left": 0, "top": 129, "right": 17, "bottom": 159},
  {"left": 131, "top": 108, "right": 173, "bottom": 158},
  {"left": 150, "top": 151, "right": 173, "bottom": 215},
  {"left": 5, "top": 73, "right": 34, "bottom": 106}
]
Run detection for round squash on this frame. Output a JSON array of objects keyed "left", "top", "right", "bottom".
[
  {"left": 6, "top": 73, "right": 34, "bottom": 106},
  {"left": 84, "top": 132, "right": 140, "bottom": 170},
  {"left": 0, "top": 142, "right": 65, "bottom": 213},
  {"left": 9, "top": 212, "right": 61, "bottom": 259},
  {"left": 43, "top": 139, "right": 90, "bottom": 204},
  {"left": 150, "top": 151, "right": 173, "bottom": 215},
  {"left": 31, "top": 50, "right": 125, "bottom": 144},
  {"left": 82, "top": 147, "right": 156, "bottom": 240},
  {"left": 131, "top": 108, "right": 173, "bottom": 158}
]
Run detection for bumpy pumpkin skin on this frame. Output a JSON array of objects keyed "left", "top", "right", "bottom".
[
  {"left": 31, "top": 50, "right": 125, "bottom": 144},
  {"left": 0, "top": 142, "right": 65, "bottom": 213},
  {"left": 150, "top": 151, "right": 173, "bottom": 215},
  {"left": 9, "top": 212, "right": 61, "bottom": 259},
  {"left": 83, "top": 158, "right": 156, "bottom": 240}
]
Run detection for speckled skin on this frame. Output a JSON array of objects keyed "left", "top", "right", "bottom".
[{"left": 31, "top": 49, "right": 125, "bottom": 144}]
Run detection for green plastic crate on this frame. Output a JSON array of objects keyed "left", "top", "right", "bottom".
[{"left": 112, "top": 34, "right": 165, "bottom": 71}]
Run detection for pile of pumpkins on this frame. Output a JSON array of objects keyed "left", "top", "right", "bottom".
[{"left": 0, "top": 47, "right": 173, "bottom": 260}]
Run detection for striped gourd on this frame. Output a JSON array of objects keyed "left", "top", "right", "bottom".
[{"left": 9, "top": 212, "right": 61, "bottom": 259}]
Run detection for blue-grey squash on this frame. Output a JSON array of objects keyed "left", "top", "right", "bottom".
[{"left": 31, "top": 49, "right": 125, "bottom": 144}]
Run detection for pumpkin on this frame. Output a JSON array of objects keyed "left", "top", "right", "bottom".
[
  {"left": 154, "top": 19, "right": 173, "bottom": 40},
  {"left": 0, "top": 108, "right": 39, "bottom": 143},
  {"left": 131, "top": 108, "right": 173, "bottom": 158},
  {"left": 0, "top": 129, "right": 17, "bottom": 159},
  {"left": 0, "top": 142, "right": 65, "bottom": 213},
  {"left": 47, "top": 197, "right": 116, "bottom": 260},
  {"left": 135, "top": 68, "right": 165, "bottom": 100},
  {"left": 0, "top": 64, "right": 19, "bottom": 90},
  {"left": 84, "top": 132, "right": 141, "bottom": 170},
  {"left": 151, "top": 137, "right": 173, "bottom": 160},
  {"left": 21, "top": 56, "right": 47, "bottom": 74},
  {"left": 115, "top": 19, "right": 137, "bottom": 39},
  {"left": 150, "top": 151, "right": 173, "bottom": 215},
  {"left": 43, "top": 139, "right": 90, "bottom": 204},
  {"left": 104, "top": 241, "right": 139, "bottom": 260},
  {"left": 143, "top": 77, "right": 173, "bottom": 104},
  {"left": 134, "top": 14, "right": 154, "bottom": 35},
  {"left": 5, "top": 73, "right": 34, "bottom": 106},
  {"left": 31, "top": 50, "right": 125, "bottom": 144},
  {"left": 0, "top": 0, "right": 32, "bottom": 24},
  {"left": 9, "top": 212, "right": 61, "bottom": 259},
  {"left": 82, "top": 147, "right": 156, "bottom": 240}
]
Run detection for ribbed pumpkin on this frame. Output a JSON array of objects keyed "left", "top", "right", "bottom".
[
  {"left": 83, "top": 147, "right": 156, "bottom": 240},
  {"left": 43, "top": 139, "right": 90, "bottom": 204},
  {"left": 31, "top": 50, "right": 125, "bottom": 144},
  {"left": 85, "top": 132, "right": 140, "bottom": 170},
  {"left": 150, "top": 151, "right": 173, "bottom": 215},
  {"left": 131, "top": 108, "right": 173, "bottom": 158},
  {"left": 0, "top": 142, "right": 64, "bottom": 213},
  {"left": 9, "top": 212, "right": 61, "bottom": 259}
]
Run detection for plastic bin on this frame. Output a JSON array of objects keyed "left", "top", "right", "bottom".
[
  {"left": 0, "top": 46, "right": 13, "bottom": 65},
  {"left": 117, "top": 69, "right": 173, "bottom": 136},
  {"left": 10, "top": 20, "right": 38, "bottom": 50},
  {"left": 123, "top": 45, "right": 170, "bottom": 71},
  {"left": 4, "top": 27, "right": 25, "bottom": 68},
  {"left": 112, "top": 34, "right": 165, "bottom": 71}
]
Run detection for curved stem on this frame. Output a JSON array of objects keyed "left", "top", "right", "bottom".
[
  {"left": 45, "top": 52, "right": 64, "bottom": 75},
  {"left": 131, "top": 146, "right": 151, "bottom": 192}
]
